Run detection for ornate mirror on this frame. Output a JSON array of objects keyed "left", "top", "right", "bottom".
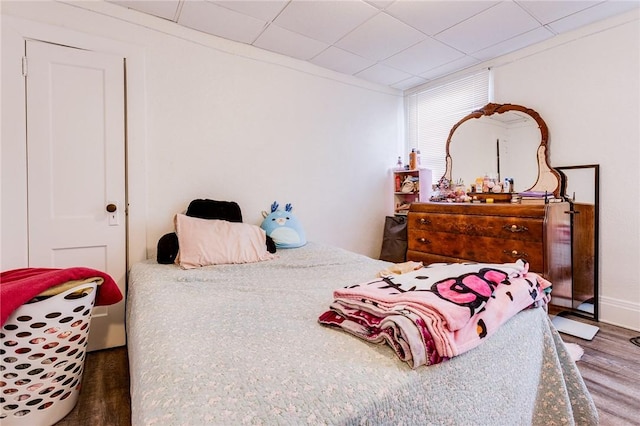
[{"left": 443, "top": 103, "right": 561, "bottom": 197}]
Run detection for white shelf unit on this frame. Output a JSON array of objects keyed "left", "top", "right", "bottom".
[{"left": 393, "top": 168, "right": 432, "bottom": 215}]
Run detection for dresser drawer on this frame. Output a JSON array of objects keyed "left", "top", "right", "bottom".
[
  {"left": 406, "top": 250, "right": 468, "bottom": 266},
  {"left": 406, "top": 202, "right": 571, "bottom": 282},
  {"left": 408, "top": 230, "right": 544, "bottom": 271},
  {"left": 408, "top": 212, "right": 543, "bottom": 242}
]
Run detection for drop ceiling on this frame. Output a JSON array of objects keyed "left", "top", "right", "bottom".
[{"left": 107, "top": 0, "right": 639, "bottom": 90}]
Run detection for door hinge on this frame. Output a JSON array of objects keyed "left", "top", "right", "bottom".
[{"left": 22, "top": 56, "right": 28, "bottom": 77}]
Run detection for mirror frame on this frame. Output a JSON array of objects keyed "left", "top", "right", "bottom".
[{"left": 443, "top": 103, "right": 561, "bottom": 198}]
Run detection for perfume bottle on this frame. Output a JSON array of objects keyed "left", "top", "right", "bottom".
[{"left": 396, "top": 156, "right": 403, "bottom": 170}]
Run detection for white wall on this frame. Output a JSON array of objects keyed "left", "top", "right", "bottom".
[
  {"left": 490, "top": 12, "right": 640, "bottom": 330},
  {"left": 1, "top": 1, "right": 403, "bottom": 270},
  {"left": 141, "top": 26, "right": 402, "bottom": 258}
]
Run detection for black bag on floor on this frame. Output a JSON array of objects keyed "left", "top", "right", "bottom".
[{"left": 379, "top": 215, "right": 407, "bottom": 263}]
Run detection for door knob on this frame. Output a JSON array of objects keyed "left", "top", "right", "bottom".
[{"left": 106, "top": 203, "right": 117, "bottom": 213}]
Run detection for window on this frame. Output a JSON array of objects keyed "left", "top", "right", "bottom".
[{"left": 405, "top": 70, "right": 491, "bottom": 182}]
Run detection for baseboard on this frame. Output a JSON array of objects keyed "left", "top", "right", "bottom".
[{"left": 599, "top": 296, "right": 640, "bottom": 332}]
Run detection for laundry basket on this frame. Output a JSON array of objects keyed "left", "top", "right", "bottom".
[{"left": 1, "top": 280, "right": 98, "bottom": 426}]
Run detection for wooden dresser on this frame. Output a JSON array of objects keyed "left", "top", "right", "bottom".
[{"left": 406, "top": 202, "right": 572, "bottom": 286}]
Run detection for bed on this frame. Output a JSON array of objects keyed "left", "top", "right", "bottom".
[{"left": 126, "top": 242, "right": 598, "bottom": 425}]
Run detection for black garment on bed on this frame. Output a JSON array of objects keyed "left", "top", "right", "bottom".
[{"left": 156, "top": 199, "right": 275, "bottom": 264}]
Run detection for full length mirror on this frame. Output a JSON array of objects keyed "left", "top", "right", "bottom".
[
  {"left": 443, "top": 103, "right": 561, "bottom": 197},
  {"left": 556, "top": 164, "right": 600, "bottom": 321}
]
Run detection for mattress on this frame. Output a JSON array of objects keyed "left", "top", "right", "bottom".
[{"left": 126, "top": 242, "right": 597, "bottom": 425}]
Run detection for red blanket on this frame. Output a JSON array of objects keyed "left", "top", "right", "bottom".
[{"left": 1, "top": 267, "right": 123, "bottom": 325}]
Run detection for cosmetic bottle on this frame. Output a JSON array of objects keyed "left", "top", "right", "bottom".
[{"left": 409, "top": 149, "right": 417, "bottom": 170}]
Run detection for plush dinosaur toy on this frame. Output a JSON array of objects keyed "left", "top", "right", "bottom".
[{"left": 260, "top": 201, "right": 306, "bottom": 248}]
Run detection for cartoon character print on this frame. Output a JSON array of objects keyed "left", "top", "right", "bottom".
[
  {"left": 476, "top": 319, "right": 488, "bottom": 338},
  {"left": 348, "top": 276, "right": 429, "bottom": 295},
  {"left": 431, "top": 268, "right": 511, "bottom": 317}
]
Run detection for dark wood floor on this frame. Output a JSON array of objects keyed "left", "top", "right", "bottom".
[
  {"left": 558, "top": 314, "right": 640, "bottom": 426},
  {"left": 55, "top": 318, "right": 640, "bottom": 426},
  {"left": 55, "top": 346, "right": 131, "bottom": 426}
]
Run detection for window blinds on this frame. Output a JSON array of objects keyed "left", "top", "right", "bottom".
[{"left": 405, "top": 70, "right": 490, "bottom": 182}]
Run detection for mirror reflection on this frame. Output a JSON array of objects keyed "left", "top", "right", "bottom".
[
  {"left": 556, "top": 164, "right": 600, "bottom": 321},
  {"left": 449, "top": 111, "right": 539, "bottom": 191},
  {"left": 443, "top": 103, "right": 560, "bottom": 197}
]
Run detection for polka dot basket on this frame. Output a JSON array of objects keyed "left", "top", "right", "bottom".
[{"left": 1, "top": 281, "right": 98, "bottom": 425}]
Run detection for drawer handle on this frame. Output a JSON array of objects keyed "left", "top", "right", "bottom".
[
  {"left": 419, "top": 218, "right": 431, "bottom": 225},
  {"left": 418, "top": 237, "right": 431, "bottom": 244},
  {"left": 503, "top": 249, "right": 528, "bottom": 258},
  {"left": 503, "top": 224, "right": 528, "bottom": 233}
]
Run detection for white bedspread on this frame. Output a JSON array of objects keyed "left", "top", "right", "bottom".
[{"left": 127, "top": 242, "right": 597, "bottom": 425}]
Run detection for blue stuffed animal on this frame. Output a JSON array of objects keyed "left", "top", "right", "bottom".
[{"left": 260, "top": 201, "right": 306, "bottom": 248}]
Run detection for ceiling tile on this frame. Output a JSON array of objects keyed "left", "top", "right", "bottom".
[
  {"left": 356, "top": 62, "right": 414, "bottom": 86},
  {"left": 382, "top": 37, "right": 465, "bottom": 75},
  {"left": 105, "top": 0, "right": 640, "bottom": 90},
  {"left": 211, "top": 0, "right": 289, "bottom": 22},
  {"left": 335, "top": 12, "right": 426, "bottom": 60},
  {"left": 419, "top": 55, "right": 480, "bottom": 80},
  {"left": 107, "top": 0, "right": 180, "bottom": 21},
  {"left": 391, "top": 76, "right": 429, "bottom": 90},
  {"left": 471, "top": 26, "right": 554, "bottom": 61},
  {"left": 273, "top": 0, "right": 379, "bottom": 44},
  {"left": 310, "top": 46, "right": 376, "bottom": 75},
  {"left": 365, "top": 0, "right": 395, "bottom": 9},
  {"left": 179, "top": 1, "right": 267, "bottom": 44},
  {"left": 546, "top": 1, "right": 640, "bottom": 34},
  {"left": 435, "top": 2, "right": 541, "bottom": 54},
  {"left": 386, "top": 0, "right": 498, "bottom": 36},
  {"left": 254, "top": 24, "right": 329, "bottom": 61},
  {"left": 517, "top": 1, "right": 601, "bottom": 25}
]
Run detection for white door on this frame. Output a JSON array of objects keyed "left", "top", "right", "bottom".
[{"left": 25, "top": 40, "right": 127, "bottom": 351}]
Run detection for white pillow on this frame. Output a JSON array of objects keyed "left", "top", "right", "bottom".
[{"left": 174, "top": 214, "right": 275, "bottom": 269}]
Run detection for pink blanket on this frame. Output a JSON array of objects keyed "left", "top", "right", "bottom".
[
  {"left": 1, "top": 267, "right": 123, "bottom": 325},
  {"left": 318, "top": 260, "right": 551, "bottom": 368}
]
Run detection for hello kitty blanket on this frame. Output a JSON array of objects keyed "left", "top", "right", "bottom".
[{"left": 318, "top": 260, "right": 552, "bottom": 368}]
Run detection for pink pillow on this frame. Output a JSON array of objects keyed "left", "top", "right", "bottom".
[{"left": 174, "top": 214, "right": 275, "bottom": 269}]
